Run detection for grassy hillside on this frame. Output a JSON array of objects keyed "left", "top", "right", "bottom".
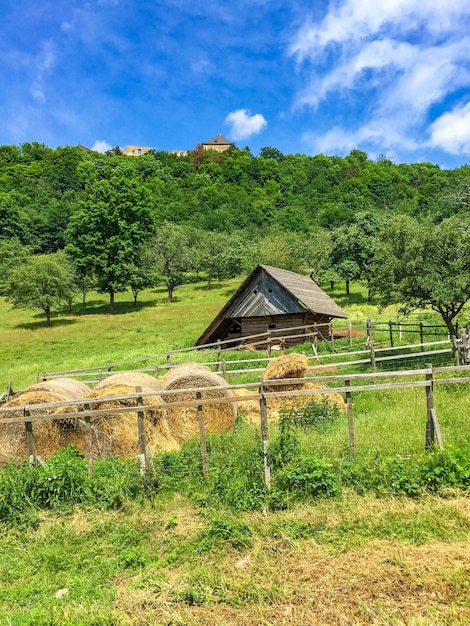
[
  {"left": 1, "top": 277, "right": 446, "bottom": 392},
  {"left": 0, "top": 279, "right": 241, "bottom": 391}
]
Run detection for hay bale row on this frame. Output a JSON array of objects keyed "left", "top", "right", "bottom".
[
  {"left": 160, "top": 364, "right": 236, "bottom": 443},
  {"left": 1, "top": 354, "right": 344, "bottom": 464},
  {"left": 61, "top": 381, "right": 178, "bottom": 458}
]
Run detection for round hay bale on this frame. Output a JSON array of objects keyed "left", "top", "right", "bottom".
[
  {"left": 265, "top": 382, "right": 345, "bottom": 425},
  {"left": 267, "top": 382, "right": 345, "bottom": 414},
  {"left": 263, "top": 353, "right": 308, "bottom": 392},
  {"left": 62, "top": 384, "right": 178, "bottom": 458},
  {"left": 94, "top": 372, "right": 161, "bottom": 392},
  {"left": 20, "top": 378, "right": 90, "bottom": 399},
  {"left": 161, "top": 364, "right": 236, "bottom": 443},
  {"left": 0, "top": 378, "right": 90, "bottom": 464}
]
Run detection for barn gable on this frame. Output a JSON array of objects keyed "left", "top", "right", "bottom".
[{"left": 195, "top": 265, "right": 347, "bottom": 347}]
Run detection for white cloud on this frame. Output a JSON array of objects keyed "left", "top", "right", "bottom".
[
  {"left": 91, "top": 140, "right": 113, "bottom": 153},
  {"left": 225, "top": 109, "right": 267, "bottom": 140},
  {"left": 290, "top": 1, "right": 469, "bottom": 61},
  {"left": 289, "top": 1, "right": 470, "bottom": 158},
  {"left": 428, "top": 102, "right": 470, "bottom": 155}
]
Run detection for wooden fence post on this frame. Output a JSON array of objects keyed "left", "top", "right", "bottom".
[
  {"left": 420, "top": 322, "right": 424, "bottom": 350},
  {"left": 266, "top": 331, "right": 272, "bottom": 358},
  {"left": 221, "top": 358, "right": 227, "bottom": 381},
  {"left": 107, "top": 362, "right": 113, "bottom": 375},
  {"left": 389, "top": 321, "right": 394, "bottom": 348},
  {"left": 258, "top": 380, "right": 271, "bottom": 490},
  {"left": 312, "top": 324, "right": 318, "bottom": 357},
  {"left": 330, "top": 322, "right": 335, "bottom": 352},
  {"left": 136, "top": 386, "right": 146, "bottom": 475},
  {"left": 216, "top": 340, "right": 222, "bottom": 371},
  {"left": 348, "top": 319, "right": 353, "bottom": 348},
  {"left": 461, "top": 329, "right": 468, "bottom": 365},
  {"left": 197, "top": 391, "right": 209, "bottom": 481},
  {"left": 425, "top": 364, "right": 435, "bottom": 451},
  {"left": 370, "top": 344, "right": 376, "bottom": 373},
  {"left": 366, "top": 318, "right": 372, "bottom": 347},
  {"left": 84, "top": 403, "right": 93, "bottom": 477},
  {"left": 345, "top": 379, "right": 355, "bottom": 457},
  {"left": 24, "top": 409, "right": 37, "bottom": 465}
]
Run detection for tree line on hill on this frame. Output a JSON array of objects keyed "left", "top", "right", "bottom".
[{"left": 0, "top": 142, "right": 470, "bottom": 334}]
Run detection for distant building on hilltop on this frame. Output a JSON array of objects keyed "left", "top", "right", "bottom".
[
  {"left": 122, "top": 145, "right": 153, "bottom": 156},
  {"left": 170, "top": 149, "right": 189, "bottom": 157},
  {"left": 200, "top": 132, "right": 234, "bottom": 153}
]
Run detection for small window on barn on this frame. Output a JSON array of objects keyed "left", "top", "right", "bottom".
[
  {"left": 268, "top": 324, "right": 276, "bottom": 329},
  {"left": 253, "top": 289, "right": 258, "bottom": 294},
  {"left": 268, "top": 288, "right": 273, "bottom": 293}
]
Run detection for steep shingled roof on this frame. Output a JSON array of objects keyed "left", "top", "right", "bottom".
[{"left": 202, "top": 132, "right": 233, "bottom": 146}]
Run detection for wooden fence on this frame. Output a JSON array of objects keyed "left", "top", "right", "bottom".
[
  {"left": 37, "top": 318, "right": 450, "bottom": 384},
  {"left": 37, "top": 339, "right": 453, "bottom": 386},
  {"left": 2, "top": 363, "right": 469, "bottom": 486}
]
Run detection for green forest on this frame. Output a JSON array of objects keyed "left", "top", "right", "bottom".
[{"left": 1, "top": 142, "right": 470, "bottom": 333}]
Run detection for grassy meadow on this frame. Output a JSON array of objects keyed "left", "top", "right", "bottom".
[{"left": 1, "top": 279, "right": 469, "bottom": 625}]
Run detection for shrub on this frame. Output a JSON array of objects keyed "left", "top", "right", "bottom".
[{"left": 274, "top": 455, "right": 339, "bottom": 499}]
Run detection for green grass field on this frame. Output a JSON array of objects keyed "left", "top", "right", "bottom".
[{"left": 1, "top": 279, "right": 469, "bottom": 625}]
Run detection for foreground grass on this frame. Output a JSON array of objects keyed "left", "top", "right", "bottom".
[{"left": 1, "top": 493, "right": 469, "bottom": 625}]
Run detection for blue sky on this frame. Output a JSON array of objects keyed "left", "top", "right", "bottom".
[{"left": 1, "top": 0, "right": 470, "bottom": 167}]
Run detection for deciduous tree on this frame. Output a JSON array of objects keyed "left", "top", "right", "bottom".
[
  {"left": 65, "top": 177, "right": 153, "bottom": 310},
  {"left": 5, "top": 252, "right": 76, "bottom": 325},
  {"left": 370, "top": 215, "right": 470, "bottom": 336}
]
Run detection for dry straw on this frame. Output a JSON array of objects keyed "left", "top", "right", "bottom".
[
  {"left": 0, "top": 378, "right": 90, "bottom": 464},
  {"left": 263, "top": 353, "right": 309, "bottom": 391},
  {"left": 161, "top": 363, "right": 236, "bottom": 443},
  {"left": 61, "top": 383, "right": 178, "bottom": 458},
  {"left": 233, "top": 388, "right": 260, "bottom": 424},
  {"left": 263, "top": 353, "right": 345, "bottom": 417},
  {"left": 94, "top": 372, "right": 161, "bottom": 392}
]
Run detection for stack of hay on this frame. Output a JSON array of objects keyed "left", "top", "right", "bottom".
[
  {"left": 60, "top": 372, "right": 178, "bottom": 458},
  {"left": 161, "top": 364, "right": 236, "bottom": 443},
  {"left": 0, "top": 378, "right": 90, "bottom": 464},
  {"left": 263, "top": 353, "right": 345, "bottom": 418}
]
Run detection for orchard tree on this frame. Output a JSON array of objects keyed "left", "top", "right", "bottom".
[
  {"left": 194, "top": 231, "right": 245, "bottom": 289},
  {"left": 0, "top": 239, "right": 31, "bottom": 295},
  {"left": 330, "top": 212, "right": 383, "bottom": 296},
  {"left": 370, "top": 214, "right": 470, "bottom": 336},
  {"left": 5, "top": 252, "right": 76, "bottom": 325},
  {"left": 65, "top": 177, "right": 153, "bottom": 310},
  {"left": 145, "top": 222, "right": 190, "bottom": 302}
]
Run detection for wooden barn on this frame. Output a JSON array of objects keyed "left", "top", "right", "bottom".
[{"left": 195, "top": 265, "right": 348, "bottom": 347}]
